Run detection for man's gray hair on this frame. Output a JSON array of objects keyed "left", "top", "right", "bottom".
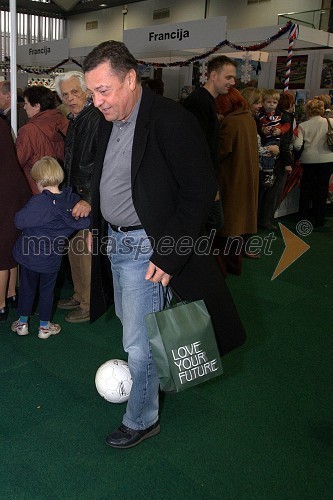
[{"left": 54, "top": 71, "right": 86, "bottom": 99}]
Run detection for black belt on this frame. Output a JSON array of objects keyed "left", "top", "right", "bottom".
[{"left": 109, "top": 224, "right": 143, "bottom": 232}]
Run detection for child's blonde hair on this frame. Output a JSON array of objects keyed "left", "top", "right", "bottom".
[
  {"left": 31, "top": 156, "right": 64, "bottom": 187},
  {"left": 262, "top": 89, "right": 281, "bottom": 102}
]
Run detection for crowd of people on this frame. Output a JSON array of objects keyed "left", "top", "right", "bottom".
[{"left": 1, "top": 42, "right": 332, "bottom": 449}]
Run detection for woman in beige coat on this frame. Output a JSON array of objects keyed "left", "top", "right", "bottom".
[{"left": 214, "top": 88, "right": 259, "bottom": 275}]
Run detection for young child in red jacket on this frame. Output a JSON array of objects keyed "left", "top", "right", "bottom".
[{"left": 258, "top": 89, "right": 291, "bottom": 186}]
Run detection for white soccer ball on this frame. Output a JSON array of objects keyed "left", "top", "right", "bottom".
[{"left": 95, "top": 359, "right": 132, "bottom": 403}]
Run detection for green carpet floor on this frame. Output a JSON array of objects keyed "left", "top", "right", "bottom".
[{"left": 0, "top": 211, "right": 332, "bottom": 500}]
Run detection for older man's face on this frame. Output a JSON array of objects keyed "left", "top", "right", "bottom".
[
  {"left": 85, "top": 61, "right": 139, "bottom": 122},
  {"left": 59, "top": 77, "right": 87, "bottom": 117}
]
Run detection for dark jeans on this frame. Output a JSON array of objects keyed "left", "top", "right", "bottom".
[
  {"left": 18, "top": 266, "right": 58, "bottom": 321},
  {"left": 258, "top": 163, "right": 288, "bottom": 227},
  {"left": 299, "top": 162, "right": 333, "bottom": 224},
  {"left": 261, "top": 138, "right": 280, "bottom": 172}
]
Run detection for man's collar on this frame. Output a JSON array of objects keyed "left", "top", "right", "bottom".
[
  {"left": 113, "top": 86, "right": 142, "bottom": 127},
  {"left": 67, "top": 98, "right": 92, "bottom": 121}
]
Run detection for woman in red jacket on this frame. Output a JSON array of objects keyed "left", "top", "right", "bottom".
[{"left": 16, "top": 85, "right": 69, "bottom": 194}]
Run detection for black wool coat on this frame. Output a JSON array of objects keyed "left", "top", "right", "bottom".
[{"left": 89, "top": 86, "right": 246, "bottom": 355}]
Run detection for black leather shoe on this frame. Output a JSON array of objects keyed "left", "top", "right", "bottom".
[
  {"left": 0, "top": 306, "right": 8, "bottom": 321},
  {"left": 105, "top": 422, "right": 160, "bottom": 449}
]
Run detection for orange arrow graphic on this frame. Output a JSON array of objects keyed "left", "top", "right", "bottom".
[{"left": 271, "top": 223, "right": 310, "bottom": 280}]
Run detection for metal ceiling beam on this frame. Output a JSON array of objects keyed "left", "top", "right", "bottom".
[{"left": 52, "top": 0, "right": 80, "bottom": 11}]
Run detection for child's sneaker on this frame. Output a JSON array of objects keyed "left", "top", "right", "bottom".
[
  {"left": 38, "top": 322, "right": 61, "bottom": 339},
  {"left": 11, "top": 320, "right": 29, "bottom": 336}
]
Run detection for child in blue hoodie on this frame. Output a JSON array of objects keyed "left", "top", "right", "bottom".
[{"left": 12, "top": 156, "right": 90, "bottom": 339}]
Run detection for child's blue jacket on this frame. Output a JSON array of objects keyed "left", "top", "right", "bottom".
[{"left": 13, "top": 187, "right": 90, "bottom": 273}]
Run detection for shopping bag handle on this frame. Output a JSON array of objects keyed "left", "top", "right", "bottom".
[{"left": 168, "top": 286, "right": 187, "bottom": 305}]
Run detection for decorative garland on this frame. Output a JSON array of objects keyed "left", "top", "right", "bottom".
[
  {"left": 28, "top": 77, "right": 55, "bottom": 88},
  {"left": 0, "top": 56, "right": 82, "bottom": 75},
  {"left": 240, "top": 51, "right": 252, "bottom": 84},
  {"left": 136, "top": 21, "right": 294, "bottom": 68},
  {"left": 199, "top": 59, "right": 208, "bottom": 84},
  {"left": 0, "top": 21, "right": 297, "bottom": 86}
]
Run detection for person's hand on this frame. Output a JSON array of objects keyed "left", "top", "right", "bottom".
[
  {"left": 214, "top": 190, "right": 220, "bottom": 201},
  {"left": 145, "top": 262, "right": 171, "bottom": 287},
  {"left": 272, "top": 127, "right": 281, "bottom": 136},
  {"left": 285, "top": 165, "right": 292, "bottom": 174},
  {"left": 262, "top": 126, "right": 270, "bottom": 135},
  {"left": 72, "top": 200, "right": 91, "bottom": 219},
  {"left": 87, "top": 231, "right": 92, "bottom": 253},
  {"left": 268, "top": 145, "right": 279, "bottom": 156}
]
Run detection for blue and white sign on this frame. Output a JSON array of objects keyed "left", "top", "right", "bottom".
[
  {"left": 17, "top": 38, "right": 69, "bottom": 64},
  {"left": 124, "top": 17, "right": 227, "bottom": 53}
]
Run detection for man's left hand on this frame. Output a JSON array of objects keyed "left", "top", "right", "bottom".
[
  {"left": 145, "top": 262, "right": 171, "bottom": 287},
  {"left": 72, "top": 200, "right": 91, "bottom": 219}
]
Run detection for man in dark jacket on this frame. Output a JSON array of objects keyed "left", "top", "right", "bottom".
[
  {"left": 184, "top": 55, "right": 237, "bottom": 176},
  {"left": 0, "top": 81, "right": 29, "bottom": 134},
  {"left": 183, "top": 56, "right": 237, "bottom": 231},
  {"left": 54, "top": 71, "right": 102, "bottom": 323},
  {"left": 83, "top": 41, "right": 245, "bottom": 449}
]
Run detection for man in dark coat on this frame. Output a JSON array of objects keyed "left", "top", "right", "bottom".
[
  {"left": 54, "top": 71, "right": 102, "bottom": 323},
  {"left": 0, "top": 81, "right": 29, "bottom": 133},
  {"left": 184, "top": 55, "right": 237, "bottom": 176},
  {"left": 184, "top": 56, "right": 237, "bottom": 233},
  {"left": 83, "top": 41, "right": 246, "bottom": 449}
]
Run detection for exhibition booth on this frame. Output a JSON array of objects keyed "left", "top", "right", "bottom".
[
  {"left": 3, "top": 15, "right": 333, "bottom": 216},
  {"left": 9, "top": 16, "right": 333, "bottom": 99}
]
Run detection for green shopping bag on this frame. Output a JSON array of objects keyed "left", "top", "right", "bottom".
[{"left": 145, "top": 297, "right": 223, "bottom": 393}]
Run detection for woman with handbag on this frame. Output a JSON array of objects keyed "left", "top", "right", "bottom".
[{"left": 294, "top": 98, "right": 333, "bottom": 227}]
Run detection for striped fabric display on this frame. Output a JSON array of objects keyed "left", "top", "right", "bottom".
[{"left": 284, "top": 23, "right": 299, "bottom": 92}]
